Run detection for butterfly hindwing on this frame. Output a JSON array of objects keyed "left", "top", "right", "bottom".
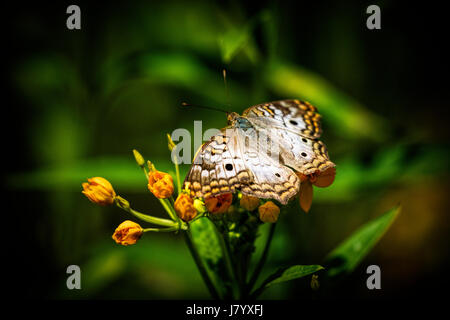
[
  {"left": 184, "top": 127, "right": 300, "bottom": 205},
  {"left": 244, "top": 100, "right": 334, "bottom": 175},
  {"left": 233, "top": 126, "right": 300, "bottom": 204},
  {"left": 268, "top": 129, "right": 335, "bottom": 175}
]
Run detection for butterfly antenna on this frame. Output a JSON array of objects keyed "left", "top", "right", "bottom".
[
  {"left": 181, "top": 102, "right": 228, "bottom": 114},
  {"left": 223, "top": 69, "right": 231, "bottom": 108}
]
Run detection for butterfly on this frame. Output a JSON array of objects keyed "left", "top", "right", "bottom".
[{"left": 183, "top": 99, "right": 335, "bottom": 205}]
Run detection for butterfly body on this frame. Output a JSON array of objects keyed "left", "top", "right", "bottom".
[
  {"left": 228, "top": 113, "right": 253, "bottom": 130},
  {"left": 184, "top": 99, "right": 335, "bottom": 205}
]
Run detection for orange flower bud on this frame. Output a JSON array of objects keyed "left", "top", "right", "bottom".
[
  {"left": 296, "top": 167, "right": 336, "bottom": 213},
  {"left": 112, "top": 220, "right": 143, "bottom": 246},
  {"left": 148, "top": 171, "right": 174, "bottom": 199},
  {"left": 239, "top": 195, "right": 260, "bottom": 211},
  {"left": 174, "top": 193, "right": 197, "bottom": 221},
  {"left": 82, "top": 177, "right": 116, "bottom": 206},
  {"left": 313, "top": 167, "right": 336, "bottom": 188},
  {"left": 205, "top": 193, "right": 233, "bottom": 214},
  {"left": 297, "top": 172, "right": 309, "bottom": 183},
  {"left": 258, "top": 201, "right": 280, "bottom": 223},
  {"left": 299, "top": 180, "right": 313, "bottom": 213}
]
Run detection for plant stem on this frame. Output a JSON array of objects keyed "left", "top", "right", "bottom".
[
  {"left": 143, "top": 226, "right": 179, "bottom": 232},
  {"left": 168, "top": 134, "right": 182, "bottom": 195},
  {"left": 128, "top": 207, "right": 180, "bottom": 228},
  {"left": 212, "top": 220, "right": 240, "bottom": 299},
  {"left": 226, "top": 230, "right": 246, "bottom": 299},
  {"left": 174, "top": 154, "right": 182, "bottom": 195},
  {"left": 246, "top": 222, "right": 277, "bottom": 296},
  {"left": 115, "top": 198, "right": 186, "bottom": 229},
  {"left": 183, "top": 230, "right": 220, "bottom": 300},
  {"left": 159, "top": 198, "right": 179, "bottom": 222}
]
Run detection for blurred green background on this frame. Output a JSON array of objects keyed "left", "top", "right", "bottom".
[{"left": 6, "top": 1, "right": 450, "bottom": 299}]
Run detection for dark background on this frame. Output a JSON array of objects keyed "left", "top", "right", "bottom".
[{"left": 4, "top": 0, "right": 450, "bottom": 300}]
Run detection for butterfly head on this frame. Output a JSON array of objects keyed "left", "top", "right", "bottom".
[{"left": 227, "top": 112, "right": 253, "bottom": 129}]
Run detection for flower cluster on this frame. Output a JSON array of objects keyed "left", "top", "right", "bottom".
[
  {"left": 82, "top": 134, "right": 335, "bottom": 247},
  {"left": 80, "top": 130, "right": 336, "bottom": 303}
]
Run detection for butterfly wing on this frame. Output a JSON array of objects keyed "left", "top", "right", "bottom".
[
  {"left": 244, "top": 99, "right": 335, "bottom": 175},
  {"left": 271, "top": 128, "right": 335, "bottom": 175},
  {"left": 243, "top": 99, "right": 323, "bottom": 139},
  {"left": 183, "top": 127, "right": 300, "bottom": 205}
]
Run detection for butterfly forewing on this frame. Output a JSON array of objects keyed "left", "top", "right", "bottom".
[{"left": 243, "top": 99, "right": 323, "bottom": 139}]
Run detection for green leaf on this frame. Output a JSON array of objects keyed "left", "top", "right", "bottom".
[
  {"left": 190, "top": 218, "right": 223, "bottom": 265},
  {"left": 325, "top": 206, "right": 401, "bottom": 277},
  {"left": 264, "top": 265, "right": 324, "bottom": 287},
  {"left": 251, "top": 264, "right": 323, "bottom": 298},
  {"left": 219, "top": 25, "right": 252, "bottom": 63},
  {"left": 190, "top": 217, "right": 229, "bottom": 297},
  {"left": 219, "top": 12, "right": 268, "bottom": 64}
]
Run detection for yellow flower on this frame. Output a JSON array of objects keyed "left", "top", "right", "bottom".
[
  {"left": 132, "top": 149, "right": 145, "bottom": 167},
  {"left": 82, "top": 177, "right": 116, "bottom": 206},
  {"left": 297, "top": 167, "right": 336, "bottom": 213},
  {"left": 205, "top": 193, "right": 233, "bottom": 214},
  {"left": 174, "top": 193, "right": 197, "bottom": 221},
  {"left": 258, "top": 201, "right": 280, "bottom": 223},
  {"left": 167, "top": 133, "right": 176, "bottom": 151},
  {"left": 112, "top": 220, "right": 143, "bottom": 246},
  {"left": 148, "top": 170, "right": 174, "bottom": 199},
  {"left": 193, "top": 198, "right": 207, "bottom": 214},
  {"left": 239, "top": 195, "right": 260, "bottom": 211}
]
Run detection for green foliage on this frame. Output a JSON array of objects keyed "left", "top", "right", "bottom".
[
  {"left": 190, "top": 218, "right": 223, "bottom": 265},
  {"left": 80, "top": 249, "right": 127, "bottom": 296},
  {"left": 325, "top": 206, "right": 401, "bottom": 277},
  {"left": 189, "top": 217, "right": 230, "bottom": 298},
  {"left": 250, "top": 265, "right": 323, "bottom": 298},
  {"left": 263, "top": 265, "right": 324, "bottom": 288}
]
